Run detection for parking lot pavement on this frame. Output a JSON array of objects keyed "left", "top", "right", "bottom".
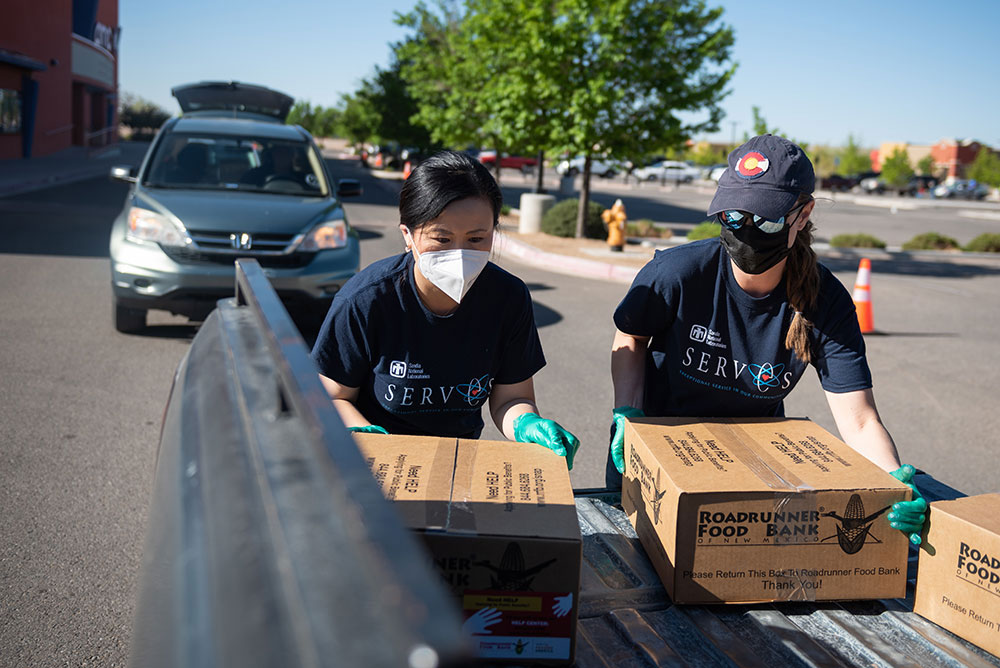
[{"left": 0, "top": 141, "right": 150, "bottom": 198}]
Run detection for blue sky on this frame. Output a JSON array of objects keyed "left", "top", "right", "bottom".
[{"left": 120, "top": 0, "right": 1000, "bottom": 148}]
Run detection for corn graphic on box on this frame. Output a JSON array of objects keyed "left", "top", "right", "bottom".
[
  {"left": 621, "top": 418, "right": 912, "bottom": 604},
  {"left": 914, "top": 494, "right": 1000, "bottom": 657},
  {"left": 355, "top": 434, "right": 581, "bottom": 665}
]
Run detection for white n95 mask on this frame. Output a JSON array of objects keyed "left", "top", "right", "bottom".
[{"left": 406, "top": 230, "right": 491, "bottom": 304}]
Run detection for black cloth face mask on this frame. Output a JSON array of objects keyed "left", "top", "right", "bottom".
[{"left": 720, "top": 223, "right": 791, "bottom": 274}]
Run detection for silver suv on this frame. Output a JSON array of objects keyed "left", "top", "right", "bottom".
[{"left": 109, "top": 81, "right": 361, "bottom": 332}]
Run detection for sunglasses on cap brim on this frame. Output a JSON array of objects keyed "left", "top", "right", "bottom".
[{"left": 716, "top": 201, "right": 808, "bottom": 234}]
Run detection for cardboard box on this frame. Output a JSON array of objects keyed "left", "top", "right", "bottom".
[
  {"left": 355, "top": 434, "right": 582, "bottom": 664},
  {"left": 914, "top": 494, "right": 1000, "bottom": 657},
  {"left": 622, "top": 417, "right": 912, "bottom": 604}
]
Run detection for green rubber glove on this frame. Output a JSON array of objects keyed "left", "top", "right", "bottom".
[
  {"left": 888, "top": 464, "right": 928, "bottom": 546},
  {"left": 513, "top": 413, "right": 579, "bottom": 470},
  {"left": 610, "top": 406, "right": 645, "bottom": 474},
  {"left": 348, "top": 425, "right": 389, "bottom": 435}
]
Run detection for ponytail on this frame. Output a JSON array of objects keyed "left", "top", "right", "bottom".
[{"left": 784, "top": 195, "right": 820, "bottom": 363}]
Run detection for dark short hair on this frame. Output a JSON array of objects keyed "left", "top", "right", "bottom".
[{"left": 399, "top": 150, "right": 503, "bottom": 230}]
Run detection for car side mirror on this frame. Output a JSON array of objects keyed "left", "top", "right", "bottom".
[
  {"left": 336, "top": 179, "right": 362, "bottom": 198},
  {"left": 110, "top": 165, "right": 138, "bottom": 183}
]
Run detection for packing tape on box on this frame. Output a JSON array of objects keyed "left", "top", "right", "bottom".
[
  {"left": 706, "top": 422, "right": 821, "bottom": 602},
  {"left": 425, "top": 438, "right": 459, "bottom": 530},
  {"left": 448, "top": 439, "right": 478, "bottom": 534},
  {"left": 706, "top": 422, "right": 813, "bottom": 492}
]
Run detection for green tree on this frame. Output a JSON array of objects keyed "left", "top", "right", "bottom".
[
  {"left": 338, "top": 92, "right": 379, "bottom": 145},
  {"left": 315, "top": 106, "right": 342, "bottom": 138},
  {"left": 336, "top": 58, "right": 434, "bottom": 149},
  {"left": 809, "top": 145, "right": 840, "bottom": 178},
  {"left": 396, "top": 2, "right": 487, "bottom": 152},
  {"left": 287, "top": 101, "right": 317, "bottom": 132},
  {"left": 688, "top": 142, "right": 728, "bottom": 166},
  {"left": 840, "top": 134, "right": 871, "bottom": 176},
  {"left": 742, "top": 106, "right": 807, "bottom": 153},
  {"left": 119, "top": 93, "right": 171, "bottom": 135},
  {"left": 365, "top": 61, "right": 433, "bottom": 149},
  {"left": 880, "top": 147, "right": 914, "bottom": 188},
  {"left": 750, "top": 105, "right": 773, "bottom": 137},
  {"left": 916, "top": 154, "right": 935, "bottom": 176},
  {"left": 547, "top": 0, "right": 736, "bottom": 236},
  {"left": 401, "top": 0, "right": 736, "bottom": 236},
  {"left": 968, "top": 147, "right": 1000, "bottom": 187}
]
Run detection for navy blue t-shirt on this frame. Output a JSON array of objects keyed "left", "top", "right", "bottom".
[
  {"left": 614, "top": 239, "right": 871, "bottom": 417},
  {"left": 311, "top": 253, "right": 545, "bottom": 437}
]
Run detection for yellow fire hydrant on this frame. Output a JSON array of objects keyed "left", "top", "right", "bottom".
[{"left": 602, "top": 198, "right": 627, "bottom": 252}]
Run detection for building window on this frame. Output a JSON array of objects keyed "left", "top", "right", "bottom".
[{"left": 0, "top": 89, "right": 22, "bottom": 134}]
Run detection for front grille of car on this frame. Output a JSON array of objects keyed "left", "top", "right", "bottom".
[
  {"left": 163, "top": 229, "right": 313, "bottom": 268},
  {"left": 186, "top": 229, "right": 298, "bottom": 253},
  {"left": 162, "top": 245, "right": 315, "bottom": 268}
]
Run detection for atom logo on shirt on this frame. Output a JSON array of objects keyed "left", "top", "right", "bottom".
[
  {"left": 457, "top": 374, "right": 491, "bottom": 406},
  {"left": 749, "top": 362, "right": 784, "bottom": 392}
]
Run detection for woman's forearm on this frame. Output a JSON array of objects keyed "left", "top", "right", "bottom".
[
  {"left": 826, "top": 388, "right": 902, "bottom": 472},
  {"left": 612, "top": 330, "right": 649, "bottom": 409}
]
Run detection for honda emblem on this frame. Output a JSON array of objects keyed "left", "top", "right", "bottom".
[{"left": 230, "top": 232, "right": 252, "bottom": 250}]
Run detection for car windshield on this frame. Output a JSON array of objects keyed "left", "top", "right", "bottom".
[{"left": 144, "top": 133, "right": 328, "bottom": 196}]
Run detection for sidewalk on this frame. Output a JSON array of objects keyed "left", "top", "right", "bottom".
[{"left": 0, "top": 141, "right": 150, "bottom": 198}]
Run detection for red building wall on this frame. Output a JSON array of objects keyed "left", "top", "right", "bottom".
[
  {"left": 0, "top": 0, "right": 119, "bottom": 160},
  {"left": 931, "top": 140, "right": 982, "bottom": 180}
]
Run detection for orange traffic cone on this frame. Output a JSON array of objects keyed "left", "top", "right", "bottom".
[
  {"left": 853, "top": 258, "right": 874, "bottom": 334},
  {"left": 403, "top": 160, "right": 413, "bottom": 180}
]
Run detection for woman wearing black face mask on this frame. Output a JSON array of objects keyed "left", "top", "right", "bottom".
[{"left": 606, "top": 134, "right": 926, "bottom": 545}]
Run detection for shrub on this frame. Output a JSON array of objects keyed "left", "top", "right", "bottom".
[
  {"left": 633, "top": 219, "right": 654, "bottom": 237},
  {"left": 902, "top": 232, "right": 961, "bottom": 251},
  {"left": 500, "top": 204, "right": 511, "bottom": 216},
  {"left": 686, "top": 221, "right": 721, "bottom": 241},
  {"left": 540, "top": 198, "right": 607, "bottom": 239},
  {"left": 965, "top": 233, "right": 1000, "bottom": 253},
  {"left": 829, "top": 233, "right": 887, "bottom": 249}
]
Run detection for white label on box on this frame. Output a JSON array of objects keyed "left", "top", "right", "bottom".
[{"left": 474, "top": 636, "right": 570, "bottom": 660}]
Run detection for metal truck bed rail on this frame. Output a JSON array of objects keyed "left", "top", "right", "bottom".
[{"left": 128, "top": 259, "right": 469, "bottom": 668}]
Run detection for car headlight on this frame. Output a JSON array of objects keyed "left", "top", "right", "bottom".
[
  {"left": 300, "top": 218, "right": 348, "bottom": 250},
  {"left": 126, "top": 207, "right": 188, "bottom": 247}
]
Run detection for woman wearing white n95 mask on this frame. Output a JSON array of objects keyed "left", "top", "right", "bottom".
[{"left": 311, "top": 150, "right": 579, "bottom": 469}]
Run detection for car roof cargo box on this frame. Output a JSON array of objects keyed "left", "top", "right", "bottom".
[{"left": 171, "top": 81, "right": 294, "bottom": 122}]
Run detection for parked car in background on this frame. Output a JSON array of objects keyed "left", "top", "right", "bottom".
[
  {"left": 857, "top": 171, "right": 885, "bottom": 194},
  {"left": 477, "top": 150, "right": 537, "bottom": 172},
  {"left": 933, "top": 179, "right": 989, "bottom": 200},
  {"left": 362, "top": 143, "right": 402, "bottom": 170},
  {"left": 108, "top": 81, "right": 362, "bottom": 333},
  {"left": 898, "top": 175, "right": 939, "bottom": 196},
  {"left": 699, "top": 163, "right": 727, "bottom": 181},
  {"left": 709, "top": 164, "right": 728, "bottom": 182},
  {"left": 819, "top": 174, "right": 857, "bottom": 192},
  {"left": 556, "top": 156, "right": 620, "bottom": 178},
  {"left": 632, "top": 160, "right": 701, "bottom": 183}
]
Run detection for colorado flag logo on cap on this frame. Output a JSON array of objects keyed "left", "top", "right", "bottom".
[{"left": 736, "top": 151, "right": 770, "bottom": 179}]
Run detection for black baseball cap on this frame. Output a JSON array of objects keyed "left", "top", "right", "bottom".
[{"left": 707, "top": 134, "right": 815, "bottom": 221}]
